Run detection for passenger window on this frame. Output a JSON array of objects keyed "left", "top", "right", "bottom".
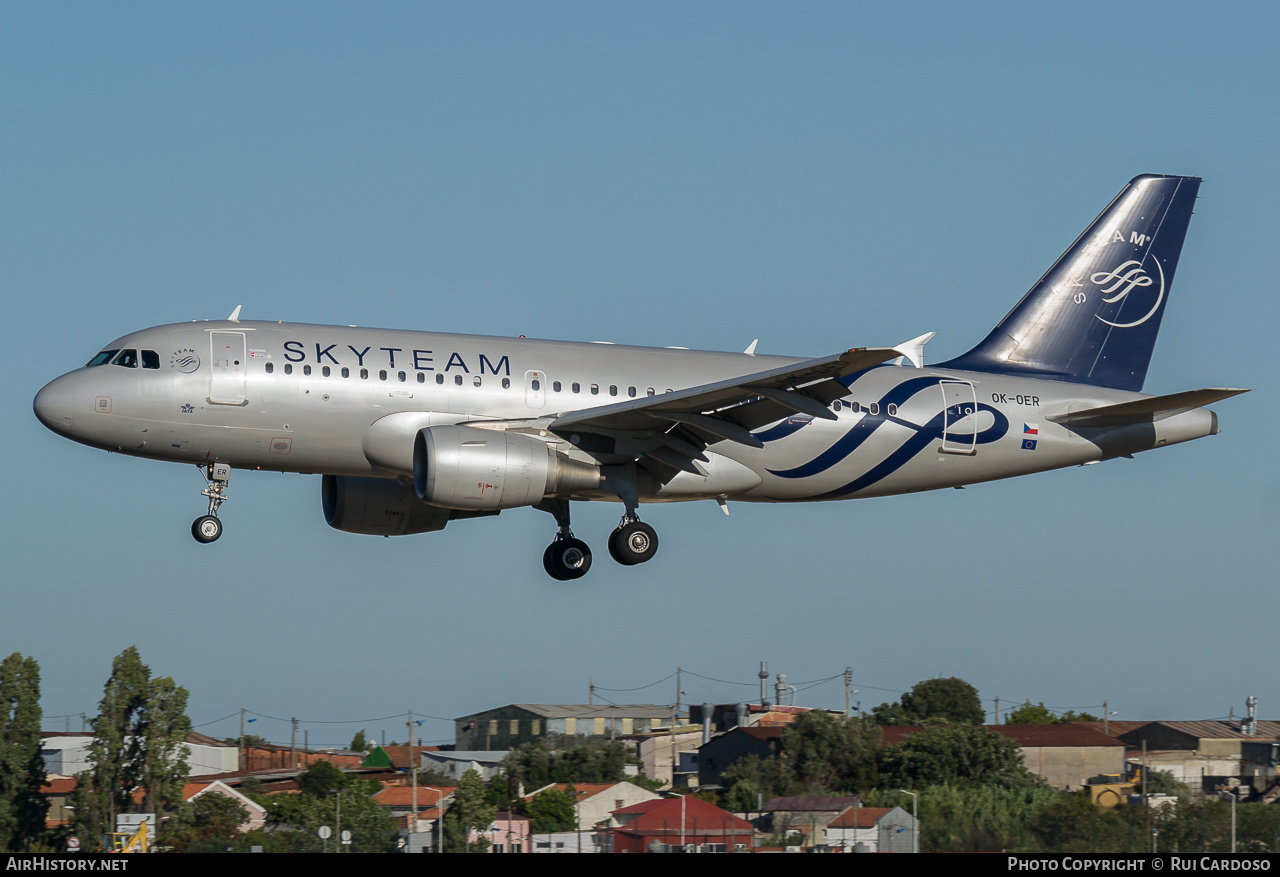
[
  {"left": 628, "top": 386, "right": 636, "bottom": 397},
  {"left": 870, "top": 402, "right": 880, "bottom": 415},
  {"left": 436, "top": 374, "right": 444, "bottom": 385},
  {"left": 417, "top": 373, "right": 425, "bottom": 383},
  {"left": 111, "top": 349, "right": 139, "bottom": 368},
  {"left": 379, "top": 370, "right": 388, "bottom": 381},
  {"left": 142, "top": 350, "right": 160, "bottom": 369},
  {"left": 590, "top": 384, "right": 599, "bottom": 395},
  {"left": 572, "top": 382, "right": 580, "bottom": 394},
  {"left": 323, "top": 366, "right": 331, "bottom": 377},
  {"left": 888, "top": 403, "right": 898, "bottom": 416},
  {"left": 341, "top": 367, "right": 350, "bottom": 378},
  {"left": 265, "top": 362, "right": 274, "bottom": 374},
  {"left": 851, "top": 401, "right": 861, "bottom": 413},
  {"left": 454, "top": 374, "right": 463, "bottom": 386},
  {"left": 502, "top": 378, "right": 511, "bottom": 389},
  {"left": 531, "top": 379, "right": 541, "bottom": 391},
  {"left": 303, "top": 365, "right": 312, "bottom": 376},
  {"left": 284, "top": 364, "right": 293, "bottom": 375},
  {"left": 360, "top": 368, "right": 369, "bottom": 380},
  {"left": 399, "top": 371, "right": 407, "bottom": 382},
  {"left": 609, "top": 385, "right": 618, "bottom": 396},
  {"left": 86, "top": 350, "right": 119, "bottom": 367},
  {"left": 646, "top": 388, "right": 655, "bottom": 396},
  {"left": 553, "top": 381, "right": 561, "bottom": 392}
]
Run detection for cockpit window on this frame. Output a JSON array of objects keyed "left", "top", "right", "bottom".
[
  {"left": 142, "top": 350, "right": 160, "bottom": 369},
  {"left": 86, "top": 350, "right": 120, "bottom": 367},
  {"left": 111, "top": 349, "right": 139, "bottom": 368}
]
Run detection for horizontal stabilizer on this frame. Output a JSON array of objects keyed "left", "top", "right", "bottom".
[{"left": 1046, "top": 388, "right": 1249, "bottom": 427}]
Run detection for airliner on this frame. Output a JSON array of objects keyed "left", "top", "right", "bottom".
[{"left": 34, "top": 174, "right": 1244, "bottom": 579}]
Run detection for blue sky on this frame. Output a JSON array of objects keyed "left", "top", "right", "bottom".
[{"left": 4, "top": 3, "right": 1276, "bottom": 749}]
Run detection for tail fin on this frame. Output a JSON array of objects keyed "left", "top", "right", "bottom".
[{"left": 941, "top": 174, "right": 1200, "bottom": 392}]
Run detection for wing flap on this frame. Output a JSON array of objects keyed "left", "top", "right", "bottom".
[{"left": 551, "top": 346, "right": 898, "bottom": 434}]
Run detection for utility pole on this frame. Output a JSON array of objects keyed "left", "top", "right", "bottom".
[
  {"left": 291, "top": 718, "right": 298, "bottom": 770},
  {"left": 844, "top": 667, "right": 852, "bottom": 718},
  {"left": 239, "top": 708, "right": 245, "bottom": 771}
]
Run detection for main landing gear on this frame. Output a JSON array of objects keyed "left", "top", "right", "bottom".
[
  {"left": 537, "top": 500, "right": 659, "bottom": 580},
  {"left": 191, "top": 462, "right": 231, "bottom": 544}
]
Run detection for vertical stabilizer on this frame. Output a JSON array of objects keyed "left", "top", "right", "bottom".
[{"left": 942, "top": 174, "right": 1200, "bottom": 392}]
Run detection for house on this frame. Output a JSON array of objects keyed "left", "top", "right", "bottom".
[
  {"left": 524, "top": 781, "right": 661, "bottom": 831},
  {"left": 764, "top": 796, "right": 862, "bottom": 846},
  {"left": 469, "top": 811, "right": 531, "bottom": 853},
  {"left": 826, "top": 805, "right": 916, "bottom": 852},
  {"left": 611, "top": 796, "right": 754, "bottom": 853},
  {"left": 455, "top": 704, "right": 673, "bottom": 750},
  {"left": 184, "top": 780, "right": 267, "bottom": 832}
]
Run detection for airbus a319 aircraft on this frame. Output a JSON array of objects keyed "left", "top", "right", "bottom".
[{"left": 35, "top": 174, "right": 1244, "bottom": 579}]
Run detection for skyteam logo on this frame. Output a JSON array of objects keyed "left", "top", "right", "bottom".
[
  {"left": 1091, "top": 257, "right": 1165, "bottom": 328},
  {"left": 169, "top": 348, "right": 201, "bottom": 373}
]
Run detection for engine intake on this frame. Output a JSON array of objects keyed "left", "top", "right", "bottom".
[{"left": 413, "top": 425, "right": 600, "bottom": 510}]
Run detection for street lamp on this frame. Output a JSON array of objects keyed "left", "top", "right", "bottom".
[{"left": 899, "top": 789, "right": 918, "bottom": 854}]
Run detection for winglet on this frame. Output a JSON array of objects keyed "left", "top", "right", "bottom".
[
  {"left": 227, "top": 305, "right": 242, "bottom": 323},
  {"left": 893, "top": 332, "right": 935, "bottom": 368},
  {"left": 744, "top": 339, "right": 758, "bottom": 356}
]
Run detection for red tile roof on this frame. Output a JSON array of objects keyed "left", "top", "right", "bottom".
[{"left": 830, "top": 806, "right": 895, "bottom": 829}]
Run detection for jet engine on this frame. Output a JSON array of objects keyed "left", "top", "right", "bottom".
[
  {"left": 322, "top": 474, "right": 494, "bottom": 536},
  {"left": 413, "top": 425, "right": 600, "bottom": 510}
]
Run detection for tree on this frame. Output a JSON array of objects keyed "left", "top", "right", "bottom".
[
  {"left": 872, "top": 677, "right": 985, "bottom": 725},
  {"left": 780, "top": 711, "right": 880, "bottom": 794},
  {"left": 349, "top": 729, "right": 368, "bottom": 752},
  {"left": 0, "top": 653, "right": 47, "bottom": 851},
  {"left": 72, "top": 647, "right": 191, "bottom": 843},
  {"left": 1006, "top": 701, "right": 1057, "bottom": 725},
  {"left": 500, "top": 740, "right": 630, "bottom": 790},
  {"left": 524, "top": 787, "right": 577, "bottom": 832},
  {"left": 880, "top": 723, "right": 1040, "bottom": 789},
  {"left": 441, "top": 769, "right": 495, "bottom": 852},
  {"left": 262, "top": 765, "right": 397, "bottom": 853},
  {"left": 168, "top": 791, "right": 250, "bottom": 851}
]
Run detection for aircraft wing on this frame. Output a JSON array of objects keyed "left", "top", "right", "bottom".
[
  {"left": 549, "top": 346, "right": 903, "bottom": 480},
  {"left": 1045, "top": 388, "right": 1249, "bottom": 428}
]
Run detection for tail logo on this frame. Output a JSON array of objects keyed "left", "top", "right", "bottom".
[{"left": 1091, "top": 257, "right": 1165, "bottom": 328}]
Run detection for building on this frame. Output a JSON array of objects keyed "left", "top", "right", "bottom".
[
  {"left": 697, "top": 726, "right": 784, "bottom": 789},
  {"left": 455, "top": 704, "right": 672, "bottom": 750},
  {"left": 1110, "top": 720, "right": 1280, "bottom": 795},
  {"left": 41, "top": 731, "right": 238, "bottom": 777},
  {"left": 469, "top": 811, "right": 532, "bottom": 853},
  {"left": 987, "top": 723, "right": 1127, "bottom": 790},
  {"left": 611, "top": 796, "right": 754, "bottom": 853},
  {"left": 524, "top": 781, "right": 661, "bottom": 832},
  {"left": 764, "top": 796, "right": 862, "bottom": 846},
  {"left": 826, "top": 805, "right": 916, "bottom": 852}
]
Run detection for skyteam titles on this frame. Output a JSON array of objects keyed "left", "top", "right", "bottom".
[{"left": 280, "top": 341, "right": 511, "bottom": 375}]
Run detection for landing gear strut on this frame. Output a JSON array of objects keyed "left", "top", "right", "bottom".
[
  {"left": 537, "top": 499, "right": 592, "bottom": 581},
  {"left": 192, "top": 462, "right": 231, "bottom": 544},
  {"left": 608, "top": 515, "right": 659, "bottom": 566}
]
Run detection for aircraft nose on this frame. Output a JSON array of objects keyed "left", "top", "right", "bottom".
[{"left": 34, "top": 374, "right": 77, "bottom": 436}]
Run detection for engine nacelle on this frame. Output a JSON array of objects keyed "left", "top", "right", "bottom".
[
  {"left": 413, "top": 425, "right": 601, "bottom": 510},
  {"left": 323, "top": 474, "right": 458, "bottom": 536}
]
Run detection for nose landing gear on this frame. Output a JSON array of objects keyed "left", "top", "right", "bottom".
[
  {"left": 192, "top": 462, "right": 231, "bottom": 544},
  {"left": 537, "top": 499, "right": 592, "bottom": 581}
]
